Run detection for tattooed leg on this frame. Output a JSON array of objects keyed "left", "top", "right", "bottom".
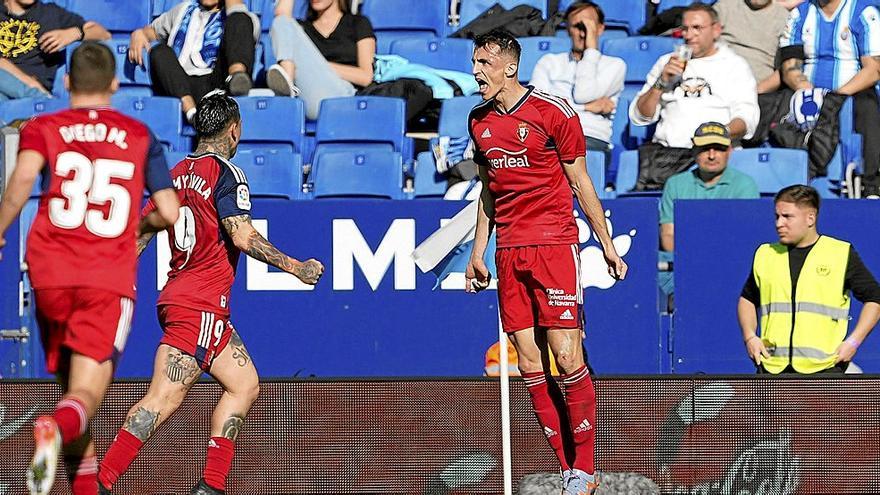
[
  {"left": 120, "top": 345, "right": 203, "bottom": 441},
  {"left": 208, "top": 330, "right": 260, "bottom": 439}
]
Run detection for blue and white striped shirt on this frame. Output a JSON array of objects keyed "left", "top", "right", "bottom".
[{"left": 780, "top": 0, "right": 880, "bottom": 90}]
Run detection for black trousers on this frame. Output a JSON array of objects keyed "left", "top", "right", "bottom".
[
  {"left": 852, "top": 88, "right": 880, "bottom": 192},
  {"left": 149, "top": 12, "right": 256, "bottom": 103}
]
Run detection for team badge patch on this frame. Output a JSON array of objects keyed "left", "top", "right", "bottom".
[
  {"left": 517, "top": 123, "right": 529, "bottom": 142},
  {"left": 237, "top": 184, "right": 251, "bottom": 210}
]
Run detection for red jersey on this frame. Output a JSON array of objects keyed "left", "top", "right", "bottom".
[
  {"left": 468, "top": 87, "right": 585, "bottom": 248},
  {"left": 149, "top": 152, "right": 251, "bottom": 314},
  {"left": 21, "top": 108, "right": 173, "bottom": 299}
]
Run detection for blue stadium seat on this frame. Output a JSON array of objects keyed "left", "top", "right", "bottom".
[
  {"left": 163, "top": 151, "right": 189, "bottom": 170},
  {"left": 151, "top": 0, "right": 164, "bottom": 18},
  {"left": 615, "top": 149, "right": 639, "bottom": 194},
  {"left": 389, "top": 37, "right": 475, "bottom": 74},
  {"left": 439, "top": 95, "right": 482, "bottom": 138},
  {"left": 658, "top": 0, "right": 715, "bottom": 13},
  {"left": 728, "top": 148, "right": 808, "bottom": 195},
  {"left": 312, "top": 150, "right": 404, "bottom": 199},
  {"left": 235, "top": 149, "right": 303, "bottom": 199},
  {"left": 111, "top": 95, "right": 188, "bottom": 151},
  {"left": 67, "top": 39, "right": 152, "bottom": 97},
  {"left": 46, "top": 0, "right": 68, "bottom": 7},
  {"left": 518, "top": 36, "right": 570, "bottom": 83},
  {"left": 315, "top": 96, "right": 409, "bottom": 158},
  {"left": 559, "top": 0, "right": 647, "bottom": 35},
  {"left": 602, "top": 36, "right": 682, "bottom": 86},
  {"left": 586, "top": 150, "right": 607, "bottom": 198},
  {"left": 458, "top": 0, "right": 547, "bottom": 28},
  {"left": 414, "top": 151, "right": 447, "bottom": 198},
  {"left": 51, "top": 66, "right": 68, "bottom": 98},
  {"left": 67, "top": 0, "right": 151, "bottom": 35},
  {"left": 0, "top": 98, "right": 69, "bottom": 126},
  {"left": 235, "top": 96, "right": 305, "bottom": 154},
  {"left": 361, "top": 0, "right": 450, "bottom": 54}
]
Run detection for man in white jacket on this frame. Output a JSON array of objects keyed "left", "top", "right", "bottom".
[
  {"left": 529, "top": 1, "right": 626, "bottom": 176},
  {"left": 628, "top": 3, "right": 759, "bottom": 189}
]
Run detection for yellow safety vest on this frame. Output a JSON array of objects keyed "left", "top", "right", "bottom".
[{"left": 753, "top": 236, "right": 851, "bottom": 374}]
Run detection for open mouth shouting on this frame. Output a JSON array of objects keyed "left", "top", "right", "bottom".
[{"left": 475, "top": 76, "right": 489, "bottom": 95}]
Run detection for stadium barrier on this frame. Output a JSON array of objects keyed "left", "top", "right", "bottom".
[{"left": 0, "top": 377, "right": 878, "bottom": 494}]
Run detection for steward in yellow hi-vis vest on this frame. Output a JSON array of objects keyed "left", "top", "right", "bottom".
[{"left": 738, "top": 186, "right": 880, "bottom": 374}]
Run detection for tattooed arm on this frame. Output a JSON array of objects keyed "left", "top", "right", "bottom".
[
  {"left": 136, "top": 231, "right": 157, "bottom": 257},
  {"left": 220, "top": 214, "right": 324, "bottom": 284}
]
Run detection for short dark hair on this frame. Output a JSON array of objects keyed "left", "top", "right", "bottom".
[
  {"left": 473, "top": 29, "right": 521, "bottom": 62},
  {"left": 683, "top": 2, "right": 719, "bottom": 23},
  {"left": 194, "top": 91, "right": 240, "bottom": 139},
  {"left": 69, "top": 41, "right": 115, "bottom": 94},
  {"left": 775, "top": 185, "right": 820, "bottom": 212},
  {"left": 564, "top": 1, "right": 605, "bottom": 25}
]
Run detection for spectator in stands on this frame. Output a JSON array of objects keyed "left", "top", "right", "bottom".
[
  {"left": 779, "top": 0, "right": 880, "bottom": 198},
  {"left": 738, "top": 185, "right": 880, "bottom": 374},
  {"left": 528, "top": 1, "right": 625, "bottom": 170},
  {"left": 714, "top": 0, "right": 792, "bottom": 95},
  {"left": 267, "top": 0, "right": 376, "bottom": 119},
  {"left": 629, "top": 3, "right": 759, "bottom": 190},
  {"left": 129, "top": 0, "right": 258, "bottom": 123},
  {"left": 658, "top": 122, "right": 759, "bottom": 296},
  {"left": 0, "top": 0, "right": 110, "bottom": 100}
]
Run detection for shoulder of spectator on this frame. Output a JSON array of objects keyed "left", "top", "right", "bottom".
[{"left": 662, "top": 170, "right": 690, "bottom": 195}]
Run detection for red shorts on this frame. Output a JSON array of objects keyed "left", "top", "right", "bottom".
[
  {"left": 496, "top": 244, "right": 583, "bottom": 333},
  {"left": 158, "top": 305, "right": 234, "bottom": 371},
  {"left": 35, "top": 288, "right": 134, "bottom": 374}
]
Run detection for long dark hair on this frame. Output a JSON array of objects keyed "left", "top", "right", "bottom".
[{"left": 306, "top": 0, "right": 351, "bottom": 22}]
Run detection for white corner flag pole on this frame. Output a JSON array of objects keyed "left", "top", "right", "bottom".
[{"left": 497, "top": 308, "right": 513, "bottom": 495}]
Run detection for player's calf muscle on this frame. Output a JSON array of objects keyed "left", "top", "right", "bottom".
[
  {"left": 123, "top": 406, "right": 160, "bottom": 442},
  {"left": 221, "top": 415, "right": 244, "bottom": 441}
]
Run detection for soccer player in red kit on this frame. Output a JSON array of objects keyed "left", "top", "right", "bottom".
[
  {"left": 97, "top": 91, "right": 324, "bottom": 495},
  {"left": 464, "top": 30, "right": 627, "bottom": 495},
  {"left": 0, "top": 42, "right": 180, "bottom": 495}
]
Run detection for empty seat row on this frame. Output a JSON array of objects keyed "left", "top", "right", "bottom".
[{"left": 165, "top": 148, "right": 404, "bottom": 200}]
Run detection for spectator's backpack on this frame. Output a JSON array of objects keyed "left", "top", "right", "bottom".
[{"left": 755, "top": 89, "right": 845, "bottom": 178}]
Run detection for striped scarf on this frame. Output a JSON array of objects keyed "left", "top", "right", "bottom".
[{"left": 172, "top": 1, "right": 225, "bottom": 68}]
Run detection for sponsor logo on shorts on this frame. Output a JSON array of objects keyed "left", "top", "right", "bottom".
[
  {"left": 574, "top": 419, "right": 592, "bottom": 434},
  {"left": 543, "top": 426, "right": 558, "bottom": 438},
  {"left": 546, "top": 288, "right": 577, "bottom": 308},
  {"left": 560, "top": 309, "right": 575, "bottom": 320}
]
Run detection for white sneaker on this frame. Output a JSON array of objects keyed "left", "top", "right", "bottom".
[
  {"left": 266, "top": 63, "right": 300, "bottom": 97},
  {"left": 27, "top": 416, "right": 61, "bottom": 495}
]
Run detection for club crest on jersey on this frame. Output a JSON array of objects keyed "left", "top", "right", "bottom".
[{"left": 517, "top": 123, "right": 529, "bottom": 142}]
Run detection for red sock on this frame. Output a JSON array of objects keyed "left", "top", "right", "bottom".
[
  {"left": 98, "top": 429, "right": 144, "bottom": 489},
  {"left": 54, "top": 397, "right": 88, "bottom": 446},
  {"left": 203, "top": 437, "right": 235, "bottom": 491},
  {"left": 65, "top": 455, "right": 97, "bottom": 495},
  {"left": 563, "top": 366, "right": 596, "bottom": 474},
  {"left": 522, "top": 371, "right": 571, "bottom": 471}
]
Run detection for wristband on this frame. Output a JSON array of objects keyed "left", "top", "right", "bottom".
[
  {"left": 652, "top": 77, "right": 671, "bottom": 92},
  {"left": 76, "top": 25, "right": 85, "bottom": 41},
  {"left": 845, "top": 337, "right": 861, "bottom": 349}
]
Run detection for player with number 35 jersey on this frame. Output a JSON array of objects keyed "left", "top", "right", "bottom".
[{"left": 0, "top": 42, "right": 180, "bottom": 495}]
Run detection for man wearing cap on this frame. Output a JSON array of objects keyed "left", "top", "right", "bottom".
[
  {"left": 738, "top": 184, "right": 880, "bottom": 374},
  {"left": 659, "top": 122, "right": 759, "bottom": 297}
]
